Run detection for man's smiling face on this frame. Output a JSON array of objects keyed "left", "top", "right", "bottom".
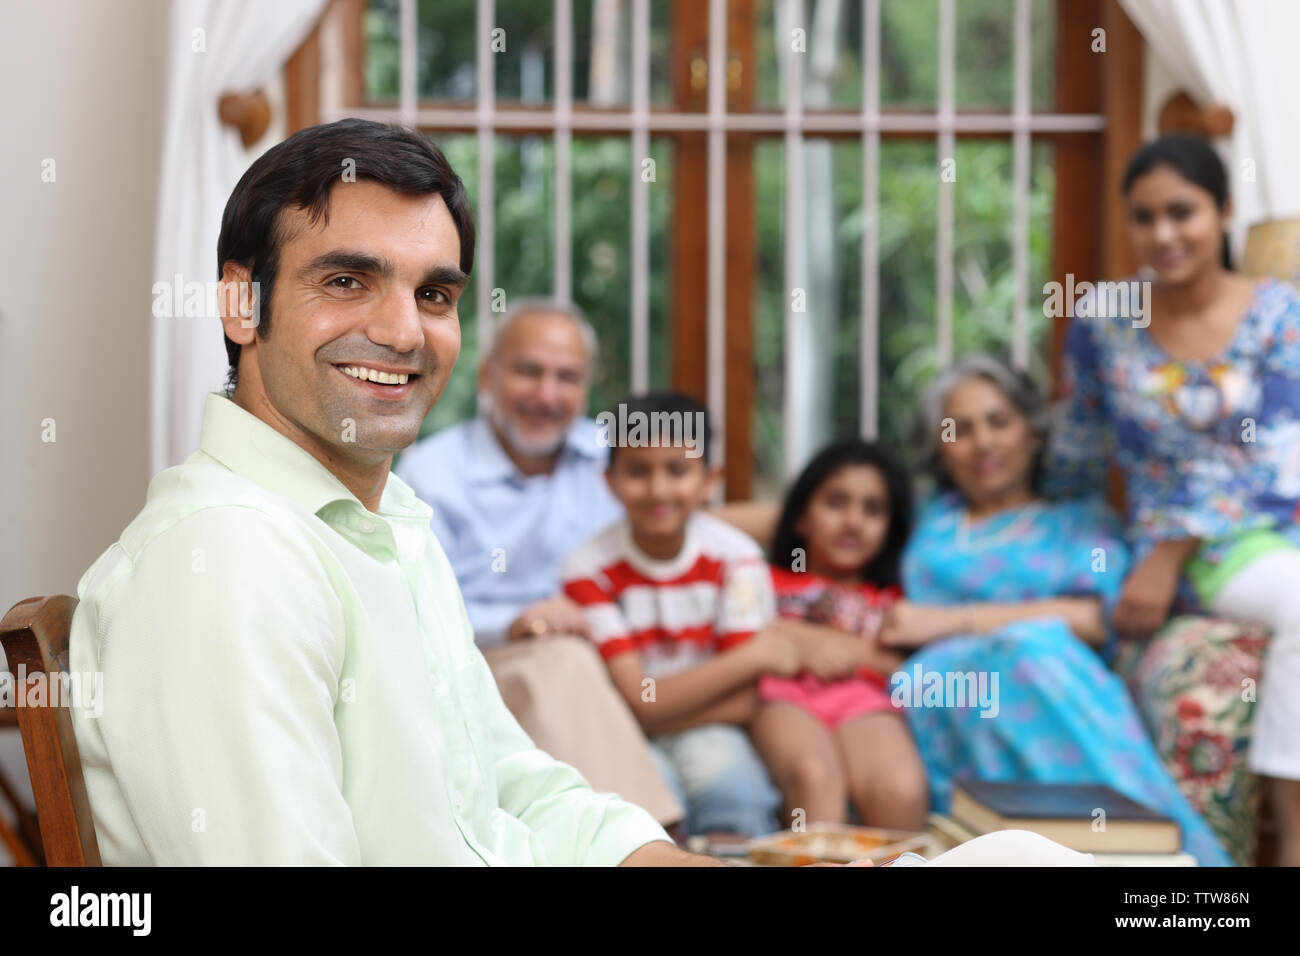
[{"left": 225, "top": 180, "right": 467, "bottom": 469}]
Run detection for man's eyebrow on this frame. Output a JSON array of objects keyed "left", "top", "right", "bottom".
[
  {"left": 300, "top": 251, "right": 394, "bottom": 277},
  {"left": 300, "top": 251, "right": 468, "bottom": 290},
  {"left": 419, "top": 265, "right": 469, "bottom": 289}
]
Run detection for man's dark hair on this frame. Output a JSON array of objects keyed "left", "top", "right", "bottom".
[
  {"left": 604, "top": 391, "right": 713, "bottom": 467},
  {"left": 215, "top": 118, "right": 475, "bottom": 391}
]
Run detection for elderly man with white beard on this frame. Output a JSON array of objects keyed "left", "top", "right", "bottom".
[{"left": 396, "top": 299, "right": 683, "bottom": 826}]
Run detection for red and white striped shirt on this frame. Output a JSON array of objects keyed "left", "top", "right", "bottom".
[{"left": 561, "top": 512, "right": 775, "bottom": 679}]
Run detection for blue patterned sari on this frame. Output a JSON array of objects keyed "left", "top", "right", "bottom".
[{"left": 900, "top": 492, "right": 1232, "bottom": 866}]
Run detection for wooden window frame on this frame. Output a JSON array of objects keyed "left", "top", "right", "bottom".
[{"left": 286, "top": 0, "right": 1144, "bottom": 501}]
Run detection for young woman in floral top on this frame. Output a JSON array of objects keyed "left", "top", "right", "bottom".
[{"left": 1045, "top": 133, "right": 1300, "bottom": 865}]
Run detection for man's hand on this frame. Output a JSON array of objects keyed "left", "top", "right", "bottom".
[
  {"left": 506, "top": 595, "right": 592, "bottom": 641},
  {"left": 1114, "top": 542, "right": 1193, "bottom": 640},
  {"left": 619, "top": 840, "right": 729, "bottom": 866}
]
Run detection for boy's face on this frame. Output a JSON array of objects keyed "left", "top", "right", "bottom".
[{"left": 606, "top": 444, "right": 720, "bottom": 541}]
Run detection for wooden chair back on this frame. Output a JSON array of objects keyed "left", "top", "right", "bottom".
[{"left": 0, "top": 595, "right": 101, "bottom": 866}]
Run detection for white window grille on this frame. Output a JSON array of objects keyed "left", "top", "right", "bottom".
[{"left": 326, "top": 0, "right": 1107, "bottom": 479}]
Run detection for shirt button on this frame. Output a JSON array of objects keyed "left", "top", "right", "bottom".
[
  {"left": 360, "top": 520, "right": 374, "bottom": 533},
  {"left": 453, "top": 790, "right": 464, "bottom": 810}
]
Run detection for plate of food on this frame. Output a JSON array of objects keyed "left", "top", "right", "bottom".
[{"left": 747, "top": 822, "right": 932, "bottom": 866}]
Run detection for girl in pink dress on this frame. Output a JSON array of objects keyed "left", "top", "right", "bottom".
[{"left": 751, "top": 440, "right": 928, "bottom": 830}]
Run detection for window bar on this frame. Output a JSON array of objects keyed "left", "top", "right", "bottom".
[
  {"left": 399, "top": 0, "right": 417, "bottom": 127},
  {"left": 476, "top": 0, "right": 496, "bottom": 349},
  {"left": 1011, "top": 0, "right": 1032, "bottom": 370},
  {"left": 707, "top": 0, "right": 727, "bottom": 479},
  {"left": 341, "top": 105, "right": 1106, "bottom": 135},
  {"left": 936, "top": 0, "right": 955, "bottom": 369},
  {"left": 630, "top": 0, "right": 651, "bottom": 393},
  {"left": 554, "top": 0, "right": 573, "bottom": 303},
  {"left": 783, "top": 0, "right": 808, "bottom": 479},
  {"left": 860, "top": 0, "right": 881, "bottom": 439}
]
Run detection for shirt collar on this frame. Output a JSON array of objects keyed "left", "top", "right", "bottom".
[
  {"left": 466, "top": 413, "right": 605, "bottom": 485},
  {"left": 196, "top": 391, "right": 432, "bottom": 524}
]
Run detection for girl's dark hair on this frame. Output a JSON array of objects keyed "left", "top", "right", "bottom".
[
  {"left": 768, "top": 439, "right": 913, "bottom": 589},
  {"left": 216, "top": 118, "right": 476, "bottom": 390},
  {"left": 1122, "top": 133, "right": 1232, "bottom": 270}
]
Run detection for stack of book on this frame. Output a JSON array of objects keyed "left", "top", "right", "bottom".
[{"left": 931, "top": 780, "right": 1197, "bottom": 866}]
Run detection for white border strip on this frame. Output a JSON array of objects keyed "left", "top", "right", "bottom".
[{"left": 631, "top": 0, "right": 650, "bottom": 392}]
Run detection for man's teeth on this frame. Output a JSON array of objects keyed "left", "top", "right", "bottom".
[{"left": 340, "top": 365, "right": 410, "bottom": 385}]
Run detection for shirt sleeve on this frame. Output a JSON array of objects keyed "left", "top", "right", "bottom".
[
  {"left": 1042, "top": 315, "right": 1113, "bottom": 500},
  {"left": 83, "top": 506, "right": 361, "bottom": 865},
  {"left": 467, "top": 637, "right": 670, "bottom": 866},
  {"left": 714, "top": 556, "right": 775, "bottom": 651}
]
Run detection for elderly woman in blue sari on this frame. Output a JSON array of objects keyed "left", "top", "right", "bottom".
[{"left": 878, "top": 354, "right": 1230, "bottom": 865}]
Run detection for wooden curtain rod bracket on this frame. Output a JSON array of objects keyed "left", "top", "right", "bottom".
[
  {"left": 218, "top": 89, "right": 272, "bottom": 148},
  {"left": 1157, "top": 90, "right": 1234, "bottom": 138}
]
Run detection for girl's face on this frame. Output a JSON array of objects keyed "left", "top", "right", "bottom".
[
  {"left": 1125, "top": 164, "right": 1229, "bottom": 286},
  {"left": 794, "top": 464, "right": 890, "bottom": 581},
  {"left": 939, "top": 376, "right": 1039, "bottom": 508}
]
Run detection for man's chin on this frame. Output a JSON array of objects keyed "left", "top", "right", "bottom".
[{"left": 499, "top": 424, "right": 567, "bottom": 459}]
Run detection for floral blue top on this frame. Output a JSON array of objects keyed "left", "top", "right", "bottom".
[{"left": 1044, "top": 278, "right": 1300, "bottom": 583}]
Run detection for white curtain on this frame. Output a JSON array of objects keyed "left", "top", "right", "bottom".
[
  {"left": 1119, "top": 0, "right": 1300, "bottom": 258},
  {"left": 151, "top": 0, "right": 328, "bottom": 475}
]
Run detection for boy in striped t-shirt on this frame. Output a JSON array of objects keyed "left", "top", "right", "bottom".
[{"left": 561, "top": 393, "right": 798, "bottom": 837}]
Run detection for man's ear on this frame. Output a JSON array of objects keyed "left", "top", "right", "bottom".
[{"left": 218, "top": 261, "right": 259, "bottom": 346}]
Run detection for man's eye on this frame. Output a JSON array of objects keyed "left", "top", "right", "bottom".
[
  {"left": 418, "top": 288, "right": 449, "bottom": 304},
  {"left": 328, "top": 275, "right": 362, "bottom": 289}
]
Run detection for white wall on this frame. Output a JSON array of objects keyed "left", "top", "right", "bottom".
[{"left": 0, "top": 0, "right": 168, "bottom": 863}]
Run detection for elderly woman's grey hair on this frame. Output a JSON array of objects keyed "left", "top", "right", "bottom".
[
  {"left": 480, "top": 296, "right": 599, "bottom": 376},
  {"left": 912, "top": 353, "right": 1053, "bottom": 491}
]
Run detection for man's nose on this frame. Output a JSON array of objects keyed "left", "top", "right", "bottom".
[
  {"left": 535, "top": 372, "right": 564, "bottom": 407},
  {"left": 368, "top": 289, "right": 425, "bottom": 354}
]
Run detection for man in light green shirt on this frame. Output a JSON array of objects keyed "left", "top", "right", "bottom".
[{"left": 68, "top": 119, "right": 707, "bottom": 866}]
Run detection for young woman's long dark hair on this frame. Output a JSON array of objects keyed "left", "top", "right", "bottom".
[
  {"left": 768, "top": 439, "right": 913, "bottom": 589},
  {"left": 1122, "top": 133, "right": 1232, "bottom": 270}
]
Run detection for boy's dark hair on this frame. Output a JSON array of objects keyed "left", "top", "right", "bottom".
[
  {"left": 1122, "top": 133, "right": 1232, "bottom": 270},
  {"left": 215, "top": 118, "right": 475, "bottom": 391},
  {"left": 769, "top": 439, "right": 913, "bottom": 589},
  {"left": 604, "top": 391, "right": 713, "bottom": 467}
]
